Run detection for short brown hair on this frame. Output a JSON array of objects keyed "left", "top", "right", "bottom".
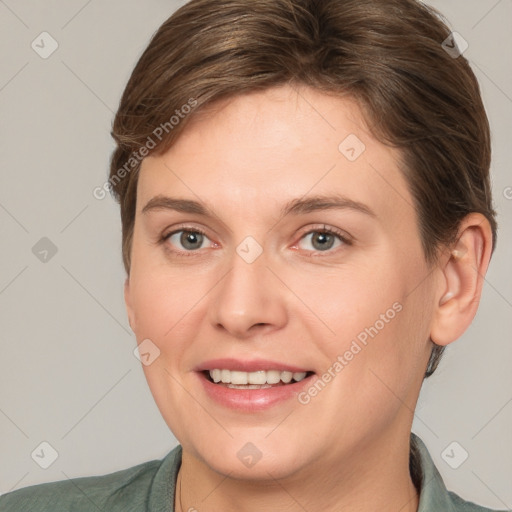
[{"left": 109, "top": 0, "right": 497, "bottom": 377}]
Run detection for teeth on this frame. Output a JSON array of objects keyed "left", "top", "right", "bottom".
[
  {"left": 266, "top": 370, "right": 281, "bottom": 384},
  {"left": 208, "top": 369, "right": 308, "bottom": 385},
  {"left": 230, "top": 371, "right": 248, "bottom": 384},
  {"left": 281, "top": 371, "right": 293, "bottom": 383}
]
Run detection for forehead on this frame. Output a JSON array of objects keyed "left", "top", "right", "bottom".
[{"left": 137, "top": 85, "right": 414, "bottom": 226}]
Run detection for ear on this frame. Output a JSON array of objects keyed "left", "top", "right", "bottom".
[
  {"left": 430, "top": 213, "right": 493, "bottom": 346},
  {"left": 124, "top": 277, "right": 136, "bottom": 332}
]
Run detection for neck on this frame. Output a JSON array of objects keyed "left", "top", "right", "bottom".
[{"left": 175, "top": 429, "right": 419, "bottom": 512}]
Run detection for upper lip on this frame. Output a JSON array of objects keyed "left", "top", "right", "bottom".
[{"left": 195, "top": 358, "right": 312, "bottom": 373}]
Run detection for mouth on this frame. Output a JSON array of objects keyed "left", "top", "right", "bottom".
[
  {"left": 195, "top": 358, "right": 316, "bottom": 410},
  {"left": 203, "top": 369, "right": 315, "bottom": 389}
]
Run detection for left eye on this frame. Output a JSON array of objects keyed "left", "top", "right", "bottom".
[
  {"left": 165, "top": 230, "right": 211, "bottom": 251},
  {"left": 298, "top": 230, "right": 346, "bottom": 252}
]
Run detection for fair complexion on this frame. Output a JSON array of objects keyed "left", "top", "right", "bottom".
[{"left": 124, "top": 84, "right": 492, "bottom": 512}]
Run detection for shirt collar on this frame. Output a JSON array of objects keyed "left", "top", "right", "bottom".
[{"left": 412, "top": 432, "right": 457, "bottom": 511}]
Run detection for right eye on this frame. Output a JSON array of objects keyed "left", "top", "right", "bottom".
[{"left": 163, "top": 228, "right": 213, "bottom": 255}]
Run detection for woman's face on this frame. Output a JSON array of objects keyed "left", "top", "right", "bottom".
[{"left": 125, "top": 85, "right": 437, "bottom": 479}]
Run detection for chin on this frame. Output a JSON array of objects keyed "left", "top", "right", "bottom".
[
  {"left": 186, "top": 436, "right": 309, "bottom": 481},
  {"left": 207, "top": 453, "right": 305, "bottom": 481}
]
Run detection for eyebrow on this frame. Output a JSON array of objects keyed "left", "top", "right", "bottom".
[{"left": 141, "top": 194, "right": 376, "bottom": 219}]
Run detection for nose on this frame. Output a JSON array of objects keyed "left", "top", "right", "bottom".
[{"left": 208, "top": 249, "right": 288, "bottom": 339}]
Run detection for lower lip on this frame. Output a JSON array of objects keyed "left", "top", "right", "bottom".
[{"left": 197, "top": 372, "right": 315, "bottom": 412}]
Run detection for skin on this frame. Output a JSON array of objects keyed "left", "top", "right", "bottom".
[{"left": 124, "top": 84, "right": 493, "bottom": 512}]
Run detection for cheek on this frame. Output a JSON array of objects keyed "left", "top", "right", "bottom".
[
  {"left": 340, "top": 286, "right": 432, "bottom": 420},
  {"left": 128, "top": 265, "right": 213, "bottom": 438},
  {"left": 285, "top": 260, "right": 408, "bottom": 344},
  {"left": 288, "top": 259, "right": 429, "bottom": 398},
  {"left": 129, "top": 260, "right": 210, "bottom": 341}
]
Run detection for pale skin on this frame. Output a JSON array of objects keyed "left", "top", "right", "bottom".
[{"left": 124, "top": 84, "right": 493, "bottom": 512}]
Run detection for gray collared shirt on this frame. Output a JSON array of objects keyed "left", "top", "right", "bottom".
[{"left": 0, "top": 433, "right": 506, "bottom": 511}]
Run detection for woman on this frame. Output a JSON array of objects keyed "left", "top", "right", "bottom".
[{"left": 1, "top": 0, "right": 505, "bottom": 510}]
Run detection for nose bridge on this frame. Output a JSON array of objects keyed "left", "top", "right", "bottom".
[{"left": 208, "top": 244, "right": 287, "bottom": 337}]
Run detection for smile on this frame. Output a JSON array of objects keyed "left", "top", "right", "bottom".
[{"left": 206, "top": 369, "right": 312, "bottom": 388}]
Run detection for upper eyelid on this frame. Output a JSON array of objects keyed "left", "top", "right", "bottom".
[
  {"left": 163, "top": 224, "right": 348, "bottom": 238},
  {"left": 163, "top": 224, "right": 209, "bottom": 239}
]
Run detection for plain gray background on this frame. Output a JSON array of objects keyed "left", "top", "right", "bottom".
[{"left": 0, "top": 0, "right": 511, "bottom": 509}]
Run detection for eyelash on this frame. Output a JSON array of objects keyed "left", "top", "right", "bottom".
[
  {"left": 299, "top": 226, "right": 353, "bottom": 257},
  {"left": 160, "top": 224, "right": 352, "bottom": 258},
  {"left": 160, "top": 226, "right": 210, "bottom": 258}
]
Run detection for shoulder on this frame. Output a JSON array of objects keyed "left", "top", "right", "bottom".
[
  {"left": 411, "top": 433, "right": 507, "bottom": 512},
  {"left": 0, "top": 461, "right": 160, "bottom": 512},
  {"left": 0, "top": 446, "right": 182, "bottom": 512},
  {"left": 447, "top": 491, "right": 509, "bottom": 512}
]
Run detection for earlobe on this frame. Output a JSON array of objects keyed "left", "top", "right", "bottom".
[
  {"left": 430, "top": 214, "right": 493, "bottom": 347},
  {"left": 124, "top": 277, "right": 136, "bottom": 332}
]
